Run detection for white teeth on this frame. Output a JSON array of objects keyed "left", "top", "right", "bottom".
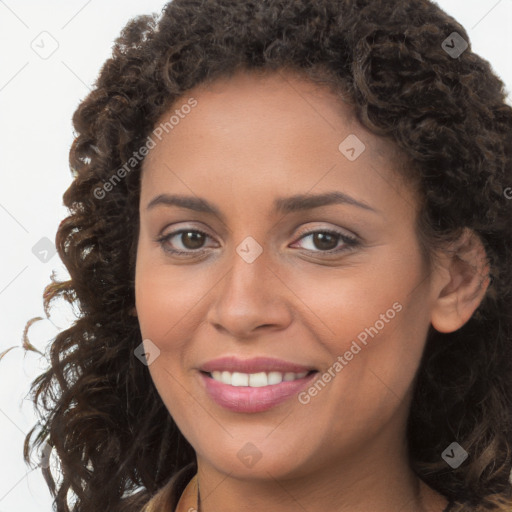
[
  {"left": 249, "top": 372, "right": 268, "bottom": 387},
  {"left": 231, "top": 372, "right": 249, "bottom": 386},
  {"left": 209, "top": 370, "right": 309, "bottom": 387},
  {"left": 267, "top": 371, "right": 284, "bottom": 385}
]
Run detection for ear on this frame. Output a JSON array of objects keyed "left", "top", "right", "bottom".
[{"left": 430, "top": 228, "right": 491, "bottom": 333}]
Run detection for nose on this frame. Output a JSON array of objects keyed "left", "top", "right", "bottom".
[{"left": 205, "top": 244, "right": 293, "bottom": 339}]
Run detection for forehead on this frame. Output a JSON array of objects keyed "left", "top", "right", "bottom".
[
  {"left": 141, "top": 69, "right": 420, "bottom": 217},
  {"left": 151, "top": 69, "right": 400, "bottom": 157}
]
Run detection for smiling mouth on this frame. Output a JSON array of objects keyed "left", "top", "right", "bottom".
[
  {"left": 201, "top": 369, "right": 318, "bottom": 387},
  {"left": 199, "top": 368, "right": 319, "bottom": 413}
]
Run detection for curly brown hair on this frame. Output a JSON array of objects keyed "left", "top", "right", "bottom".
[{"left": 11, "top": 0, "right": 512, "bottom": 510}]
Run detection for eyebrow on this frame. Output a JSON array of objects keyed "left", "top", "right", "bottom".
[{"left": 146, "top": 191, "right": 379, "bottom": 219}]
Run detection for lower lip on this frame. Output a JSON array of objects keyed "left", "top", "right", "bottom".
[{"left": 199, "top": 371, "right": 318, "bottom": 413}]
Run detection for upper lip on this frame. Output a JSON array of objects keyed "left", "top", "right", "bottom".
[{"left": 200, "top": 356, "right": 317, "bottom": 374}]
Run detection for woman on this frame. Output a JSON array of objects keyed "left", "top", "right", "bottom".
[{"left": 17, "top": 0, "right": 512, "bottom": 510}]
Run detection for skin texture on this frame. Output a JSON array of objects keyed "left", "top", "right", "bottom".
[{"left": 134, "top": 70, "right": 489, "bottom": 512}]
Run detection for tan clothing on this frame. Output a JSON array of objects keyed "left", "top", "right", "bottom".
[
  {"left": 175, "top": 475, "right": 198, "bottom": 512},
  {"left": 141, "top": 464, "right": 198, "bottom": 512}
]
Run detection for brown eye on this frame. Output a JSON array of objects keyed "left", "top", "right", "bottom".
[
  {"left": 292, "top": 229, "right": 359, "bottom": 254},
  {"left": 180, "top": 231, "right": 206, "bottom": 250},
  {"left": 157, "top": 229, "right": 213, "bottom": 255},
  {"left": 311, "top": 232, "right": 338, "bottom": 251}
]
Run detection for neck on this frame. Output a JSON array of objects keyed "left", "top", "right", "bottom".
[{"left": 192, "top": 434, "right": 448, "bottom": 512}]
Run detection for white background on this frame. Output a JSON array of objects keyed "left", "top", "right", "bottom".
[{"left": 0, "top": 1, "right": 511, "bottom": 510}]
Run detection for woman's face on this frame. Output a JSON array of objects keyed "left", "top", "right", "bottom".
[{"left": 135, "top": 70, "right": 438, "bottom": 480}]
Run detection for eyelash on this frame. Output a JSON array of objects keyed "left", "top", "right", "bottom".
[{"left": 155, "top": 227, "right": 360, "bottom": 257}]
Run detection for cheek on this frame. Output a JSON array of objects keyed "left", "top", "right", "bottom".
[
  {"left": 134, "top": 263, "right": 202, "bottom": 421},
  {"left": 285, "top": 247, "right": 429, "bottom": 396},
  {"left": 135, "top": 255, "right": 211, "bottom": 344},
  {"left": 275, "top": 256, "right": 417, "bottom": 350}
]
